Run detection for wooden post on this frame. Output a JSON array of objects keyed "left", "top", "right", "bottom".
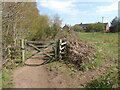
[
  {"left": 59, "top": 39, "right": 62, "bottom": 60},
  {"left": 56, "top": 39, "right": 60, "bottom": 60},
  {"left": 24, "top": 39, "right": 27, "bottom": 59},
  {"left": 21, "top": 39, "right": 25, "bottom": 65},
  {"left": 55, "top": 41, "right": 57, "bottom": 59},
  {"left": 8, "top": 45, "right": 11, "bottom": 58}
]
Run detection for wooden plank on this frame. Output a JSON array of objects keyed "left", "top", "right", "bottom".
[
  {"left": 36, "top": 46, "right": 48, "bottom": 48},
  {"left": 36, "top": 43, "right": 55, "bottom": 48},
  {"left": 21, "top": 39, "right": 25, "bottom": 65},
  {"left": 26, "top": 41, "right": 48, "bottom": 44},
  {"left": 55, "top": 42, "right": 57, "bottom": 59},
  {"left": 61, "top": 42, "right": 67, "bottom": 46},
  {"left": 59, "top": 39, "right": 62, "bottom": 60},
  {"left": 24, "top": 39, "right": 27, "bottom": 60},
  {"left": 28, "top": 43, "right": 54, "bottom": 59},
  {"left": 26, "top": 41, "right": 57, "bottom": 44},
  {"left": 60, "top": 51, "right": 66, "bottom": 54},
  {"left": 49, "top": 41, "right": 57, "bottom": 44},
  {"left": 60, "top": 46, "right": 65, "bottom": 50},
  {"left": 57, "top": 39, "right": 67, "bottom": 60}
]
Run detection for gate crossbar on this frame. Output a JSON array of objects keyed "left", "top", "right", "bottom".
[{"left": 27, "top": 43, "right": 54, "bottom": 59}]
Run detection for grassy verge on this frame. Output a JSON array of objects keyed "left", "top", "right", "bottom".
[
  {"left": 0, "top": 73, "right": 2, "bottom": 89},
  {"left": 2, "top": 48, "right": 33, "bottom": 88},
  {"left": 79, "top": 32, "right": 118, "bottom": 88},
  {"left": 2, "top": 59, "right": 23, "bottom": 88},
  {"left": 85, "top": 68, "right": 118, "bottom": 88},
  {"left": 79, "top": 33, "right": 118, "bottom": 61},
  {"left": 80, "top": 49, "right": 105, "bottom": 71},
  {"left": 2, "top": 69, "right": 13, "bottom": 88}
]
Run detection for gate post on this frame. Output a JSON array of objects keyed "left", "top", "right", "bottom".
[
  {"left": 55, "top": 41, "right": 57, "bottom": 59},
  {"left": 21, "top": 39, "right": 25, "bottom": 65},
  {"left": 59, "top": 39, "right": 62, "bottom": 60},
  {"left": 57, "top": 39, "right": 67, "bottom": 60},
  {"left": 57, "top": 39, "right": 62, "bottom": 60}
]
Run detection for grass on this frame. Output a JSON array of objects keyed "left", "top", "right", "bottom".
[
  {"left": 85, "top": 71, "right": 118, "bottom": 88},
  {"left": 0, "top": 73, "right": 2, "bottom": 89},
  {"left": 79, "top": 32, "right": 118, "bottom": 61},
  {"left": 2, "top": 70, "right": 13, "bottom": 88},
  {"left": 2, "top": 48, "right": 33, "bottom": 88},
  {"left": 2, "top": 62, "right": 20, "bottom": 88},
  {"left": 81, "top": 50, "right": 105, "bottom": 71},
  {"left": 85, "top": 63, "right": 119, "bottom": 88},
  {"left": 46, "top": 32, "right": 118, "bottom": 88},
  {"left": 79, "top": 32, "right": 118, "bottom": 88}
]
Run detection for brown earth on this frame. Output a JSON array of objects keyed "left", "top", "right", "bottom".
[
  {"left": 12, "top": 50, "right": 114, "bottom": 88},
  {"left": 12, "top": 52, "right": 54, "bottom": 88},
  {"left": 45, "top": 61, "right": 114, "bottom": 88}
]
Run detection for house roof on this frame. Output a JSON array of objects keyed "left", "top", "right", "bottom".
[{"left": 75, "top": 23, "right": 108, "bottom": 27}]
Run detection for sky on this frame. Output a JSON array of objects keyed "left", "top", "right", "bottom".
[{"left": 37, "top": 0, "right": 119, "bottom": 27}]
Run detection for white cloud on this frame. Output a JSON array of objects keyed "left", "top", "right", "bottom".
[
  {"left": 37, "top": 0, "right": 81, "bottom": 15},
  {"left": 96, "top": 2, "right": 118, "bottom": 13}
]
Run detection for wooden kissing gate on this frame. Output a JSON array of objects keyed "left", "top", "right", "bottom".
[{"left": 21, "top": 39, "right": 67, "bottom": 65}]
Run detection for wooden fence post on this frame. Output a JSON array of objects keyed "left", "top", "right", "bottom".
[
  {"left": 21, "top": 39, "right": 25, "bottom": 65},
  {"left": 55, "top": 41, "right": 57, "bottom": 59},
  {"left": 8, "top": 45, "right": 11, "bottom": 58},
  {"left": 59, "top": 39, "right": 62, "bottom": 60},
  {"left": 56, "top": 39, "right": 60, "bottom": 60},
  {"left": 57, "top": 39, "right": 67, "bottom": 60},
  {"left": 24, "top": 39, "right": 27, "bottom": 59}
]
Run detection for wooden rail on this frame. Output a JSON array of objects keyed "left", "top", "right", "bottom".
[
  {"left": 58, "top": 39, "right": 67, "bottom": 60},
  {"left": 21, "top": 39, "right": 67, "bottom": 65},
  {"left": 27, "top": 43, "right": 53, "bottom": 59},
  {"left": 26, "top": 41, "right": 57, "bottom": 44}
]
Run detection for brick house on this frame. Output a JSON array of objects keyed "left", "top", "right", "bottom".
[{"left": 75, "top": 23, "right": 110, "bottom": 32}]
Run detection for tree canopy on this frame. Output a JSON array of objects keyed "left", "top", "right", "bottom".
[
  {"left": 86, "top": 23, "right": 105, "bottom": 32},
  {"left": 72, "top": 25, "right": 83, "bottom": 32},
  {"left": 2, "top": 2, "right": 62, "bottom": 61},
  {"left": 110, "top": 16, "right": 120, "bottom": 33}
]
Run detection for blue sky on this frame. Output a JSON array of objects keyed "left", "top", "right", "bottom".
[{"left": 37, "top": 0, "right": 118, "bottom": 27}]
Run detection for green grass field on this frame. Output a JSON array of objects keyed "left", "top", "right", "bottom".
[
  {"left": 79, "top": 32, "right": 118, "bottom": 88},
  {"left": 79, "top": 33, "right": 118, "bottom": 61},
  {"left": 0, "top": 73, "right": 2, "bottom": 89},
  {"left": 2, "top": 32, "right": 118, "bottom": 88}
]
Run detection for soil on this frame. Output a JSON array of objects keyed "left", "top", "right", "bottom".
[
  {"left": 45, "top": 61, "right": 114, "bottom": 88},
  {"left": 12, "top": 51, "right": 115, "bottom": 88},
  {"left": 12, "top": 52, "right": 54, "bottom": 88}
]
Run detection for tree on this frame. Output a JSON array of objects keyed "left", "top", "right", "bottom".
[
  {"left": 110, "top": 16, "right": 119, "bottom": 32},
  {"left": 94, "top": 23, "right": 105, "bottom": 32},
  {"left": 2, "top": 2, "right": 45, "bottom": 61},
  {"left": 2, "top": 2, "right": 62, "bottom": 62},
  {"left": 72, "top": 25, "right": 83, "bottom": 32},
  {"left": 86, "top": 24, "right": 94, "bottom": 32},
  {"left": 50, "top": 14, "right": 62, "bottom": 38},
  {"left": 31, "top": 14, "right": 62, "bottom": 40},
  {"left": 86, "top": 23, "right": 105, "bottom": 32},
  {"left": 2, "top": 2, "right": 40, "bottom": 47},
  {"left": 30, "top": 15, "right": 50, "bottom": 40}
]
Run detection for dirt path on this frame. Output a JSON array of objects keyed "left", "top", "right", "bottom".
[
  {"left": 12, "top": 51, "right": 115, "bottom": 88},
  {"left": 12, "top": 52, "right": 53, "bottom": 88}
]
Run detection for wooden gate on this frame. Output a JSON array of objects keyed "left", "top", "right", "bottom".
[{"left": 21, "top": 39, "right": 67, "bottom": 65}]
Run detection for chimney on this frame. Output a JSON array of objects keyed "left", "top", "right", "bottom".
[{"left": 102, "top": 17, "right": 104, "bottom": 23}]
